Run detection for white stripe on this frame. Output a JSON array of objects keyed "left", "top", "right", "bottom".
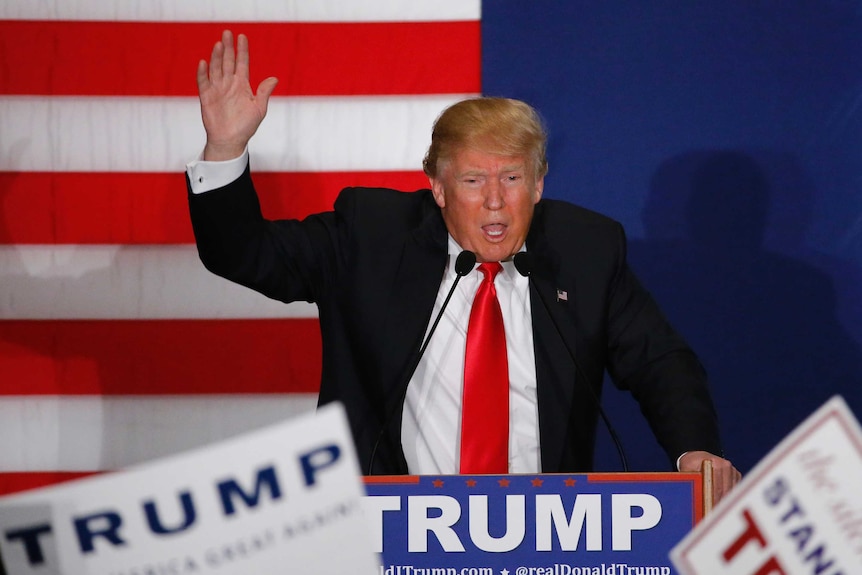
[
  {"left": 0, "top": 245, "right": 318, "bottom": 320},
  {"left": 0, "top": 95, "right": 474, "bottom": 173},
  {"left": 0, "top": 395, "right": 318, "bottom": 472},
  {"left": 0, "top": 0, "right": 480, "bottom": 22}
]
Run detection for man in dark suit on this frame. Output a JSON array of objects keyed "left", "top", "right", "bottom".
[{"left": 187, "top": 31, "right": 741, "bottom": 502}]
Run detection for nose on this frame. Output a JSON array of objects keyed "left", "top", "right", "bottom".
[{"left": 484, "top": 180, "right": 504, "bottom": 210}]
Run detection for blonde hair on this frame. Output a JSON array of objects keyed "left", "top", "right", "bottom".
[{"left": 423, "top": 97, "right": 548, "bottom": 180}]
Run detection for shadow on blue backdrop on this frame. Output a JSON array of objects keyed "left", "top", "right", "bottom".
[{"left": 613, "top": 151, "right": 862, "bottom": 473}]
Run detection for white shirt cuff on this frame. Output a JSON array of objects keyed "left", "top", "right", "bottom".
[{"left": 186, "top": 148, "right": 249, "bottom": 194}]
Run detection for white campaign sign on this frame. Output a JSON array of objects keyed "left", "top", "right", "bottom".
[
  {"left": 671, "top": 395, "right": 862, "bottom": 574},
  {"left": 0, "top": 403, "right": 380, "bottom": 575}
]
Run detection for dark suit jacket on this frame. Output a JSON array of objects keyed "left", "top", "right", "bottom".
[{"left": 188, "top": 166, "right": 722, "bottom": 474}]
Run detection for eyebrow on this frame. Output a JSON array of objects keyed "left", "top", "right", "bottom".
[{"left": 458, "top": 164, "right": 525, "bottom": 177}]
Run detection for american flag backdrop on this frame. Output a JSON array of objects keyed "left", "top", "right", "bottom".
[{"left": 0, "top": 1, "right": 481, "bottom": 494}]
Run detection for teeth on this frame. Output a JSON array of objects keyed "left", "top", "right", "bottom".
[{"left": 484, "top": 224, "right": 505, "bottom": 238}]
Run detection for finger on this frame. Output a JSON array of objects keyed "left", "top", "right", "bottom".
[
  {"left": 196, "top": 59, "right": 210, "bottom": 92},
  {"left": 714, "top": 471, "right": 729, "bottom": 504},
  {"left": 715, "top": 463, "right": 738, "bottom": 504},
  {"left": 255, "top": 77, "right": 279, "bottom": 112},
  {"left": 711, "top": 466, "right": 724, "bottom": 503},
  {"left": 222, "top": 29, "right": 236, "bottom": 78},
  {"left": 719, "top": 468, "right": 731, "bottom": 502},
  {"left": 236, "top": 33, "right": 250, "bottom": 80},
  {"left": 209, "top": 38, "right": 224, "bottom": 83}
]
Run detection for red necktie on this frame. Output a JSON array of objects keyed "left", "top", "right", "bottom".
[{"left": 460, "top": 262, "right": 509, "bottom": 474}]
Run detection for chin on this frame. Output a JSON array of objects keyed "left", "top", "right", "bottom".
[{"left": 475, "top": 247, "right": 514, "bottom": 263}]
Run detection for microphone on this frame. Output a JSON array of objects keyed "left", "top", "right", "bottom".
[
  {"left": 513, "top": 252, "right": 629, "bottom": 472},
  {"left": 418, "top": 250, "right": 477, "bottom": 359},
  {"left": 367, "top": 250, "right": 477, "bottom": 475}
]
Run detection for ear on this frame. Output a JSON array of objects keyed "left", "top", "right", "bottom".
[
  {"left": 533, "top": 176, "right": 544, "bottom": 204},
  {"left": 430, "top": 178, "right": 446, "bottom": 209}
]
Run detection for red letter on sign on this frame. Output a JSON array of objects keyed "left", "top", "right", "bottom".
[
  {"left": 753, "top": 557, "right": 787, "bottom": 575},
  {"left": 723, "top": 508, "right": 767, "bottom": 561},
  {"left": 722, "top": 509, "right": 787, "bottom": 575}
]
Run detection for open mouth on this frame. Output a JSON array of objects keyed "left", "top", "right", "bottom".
[{"left": 482, "top": 223, "right": 506, "bottom": 240}]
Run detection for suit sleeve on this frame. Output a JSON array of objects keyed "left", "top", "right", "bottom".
[
  {"left": 604, "top": 223, "right": 723, "bottom": 466},
  {"left": 186, "top": 164, "right": 345, "bottom": 305}
]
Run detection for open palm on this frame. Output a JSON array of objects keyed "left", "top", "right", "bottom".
[{"left": 196, "top": 30, "right": 278, "bottom": 161}]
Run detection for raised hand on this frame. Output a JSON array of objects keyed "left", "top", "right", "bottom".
[{"left": 196, "top": 30, "right": 279, "bottom": 161}]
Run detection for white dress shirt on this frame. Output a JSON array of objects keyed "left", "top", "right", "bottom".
[{"left": 401, "top": 237, "right": 541, "bottom": 475}]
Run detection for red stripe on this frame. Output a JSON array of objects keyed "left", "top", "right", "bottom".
[
  {"left": 0, "top": 319, "right": 322, "bottom": 395},
  {"left": 364, "top": 475, "right": 421, "bottom": 484},
  {"left": 0, "top": 171, "right": 429, "bottom": 245},
  {"left": 0, "top": 20, "right": 480, "bottom": 96},
  {"left": 586, "top": 472, "right": 696, "bottom": 482},
  {"left": 0, "top": 472, "right": 98, "bottom": 496}
]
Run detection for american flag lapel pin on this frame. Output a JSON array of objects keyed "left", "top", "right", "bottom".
[{"left": 556, "top": 288, "right": 568, "bottom": 302}]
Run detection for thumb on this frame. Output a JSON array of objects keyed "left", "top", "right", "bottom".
[{"left": 255, "top": 76, "right": 279, "bottom": 111}]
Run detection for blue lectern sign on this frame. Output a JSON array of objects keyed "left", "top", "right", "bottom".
[{"left": 364, "top": 473, "right": 701, "bottom": 575}]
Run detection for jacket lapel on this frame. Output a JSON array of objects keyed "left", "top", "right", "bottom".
[
  {"left": 377, "top": 198, "right": 449, "bottom": 471},
  {"left": 527, "top": 205, "right": 580, "bottom": 472}
]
